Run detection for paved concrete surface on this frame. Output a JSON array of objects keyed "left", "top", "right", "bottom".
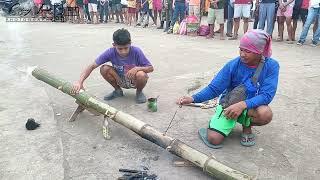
[{"left": 1, "top": 16, "right": 320, "bottom": 180}]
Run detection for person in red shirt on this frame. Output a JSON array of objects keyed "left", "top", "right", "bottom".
[{"left": 229, "top": 0, "right": 252, "bottom": 40}]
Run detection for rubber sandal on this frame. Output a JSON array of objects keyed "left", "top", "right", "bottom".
[
  {"left": 286, "top": 40, "right": 294, "bottom": 44},
  {"left": 198, "top": 128, "right": 223, "bottom": 149},
  {"left": 226, "top": 33, "right": 233, "bottom": 37},
  {"left": 240, "top": 133, "right": 255, "bottom": 147},
  {"left": 104, "top": 90, "right": 124, "bottom": 101},
  {"left": 228, "top": 36, "right": 238, "bottom": 40},
  {"left": 206, "top": 34, "right": 214, "bottom": 39}
]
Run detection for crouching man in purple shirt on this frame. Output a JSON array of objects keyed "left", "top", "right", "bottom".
[{"left": 71, "top": 28, "right": 154, "bottom": 104}]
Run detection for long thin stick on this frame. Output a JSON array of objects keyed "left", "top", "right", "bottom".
[{"left": 163, "top": 108, "right": 179, "bottom": 136}]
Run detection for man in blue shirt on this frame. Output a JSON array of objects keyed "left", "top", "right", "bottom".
[{"left": 178, "top": 29, "right": 279, "bottom": 148}]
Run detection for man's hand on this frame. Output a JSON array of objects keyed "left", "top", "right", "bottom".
[
  {"left": 71, "top": 81, "right": 85, "bottom": 95},
  {"left": 224, "top": 101, "right": 247, "bottom": 119},
  {"left": 126, "top": 67, "right": 139, "bottom": 80},
  {"left": 176, "top": 96, "right": 194, "bottom": 105}
]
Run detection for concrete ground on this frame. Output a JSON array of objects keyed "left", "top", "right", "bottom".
[{"left": 1, "top": 16, "right": 320, "bottom": 180}]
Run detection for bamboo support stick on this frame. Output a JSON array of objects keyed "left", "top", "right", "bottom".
[{"left": 32, "top": 67, "right": 253, "bottom": 180}]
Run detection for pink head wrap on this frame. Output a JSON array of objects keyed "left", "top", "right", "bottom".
[{"left": 239, "top": 29, "right": 272, "bottom": 58}]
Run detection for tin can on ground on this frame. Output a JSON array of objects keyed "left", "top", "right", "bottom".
[{"left": 147, "top": 98, "right": 158, "bottom": 112}]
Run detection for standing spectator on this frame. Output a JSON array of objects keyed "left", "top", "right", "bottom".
[
  {"left": 253, "top": 0, "right": 259, "bottom": 29},
  {"left": 109, "top": 0, "right": 115, "bottom": 20},
  {"left": 153, "top": 0, "right": 162, "bottom": 26},
  {"left": 121, "top": 0, "right": 128, "bottom": 23},
  {"left": 99, "top": 0, "right": 109, "bottom": 23},
  {"left": 257, "top": 0, "right": 276, "bottom": 35},
  {"left": 83, "top": 0, "right": 92, "bottom": 23},
  {"left": 128, "top": 0, "right": 137, "bottom": 25},
  {"left": 148, "top": 0, "right": 156, "bottom": 26},
  {"left": 226, "top": 0, "right": 234, "bottom": 37},
  {"left": 76, "top": 0, "right": 85, "bottom": 23},
  {"left": 67, "top": 0, "right": 77, "bottom": 23},
  {"left": 158, "top": 0, "right": 166, "bottom": 28},
  {"left": 207, "top": 0, "right": 226, "bottom": 40},
  {"left": 136, "top": 0, "right": 141, "bottom": 21},
  {"left": 163, "top": 0, "right": 173, "bottom": 31},
  {"left": 136, "top": 0, "right": 150, "bottom": 27},
  {"left": 188, "top": 0, "right": 200, "bottom": 19},
  {"left": 112, "top": 0, "right": 124, "bottom": 23},
  {"left": 276, "top": 0, "right": 295, "bottom": 43},
  {"left": 274, "top": 0, "right": 280, "bottom": 38},
  {"left": 292, "top": 0, "right": 309, "bottom": 41},
  {"left": 89, "top": 0, "right": 99, "bottom": 23},
  {"left": 297, "top": 0, "right": 320, "bottom": 46},
  {"left": 167, "top": 0, "right": 187, "bottom": 33},
  {"left": 229, "top": 0, "right": 252, "bottom": 40}
]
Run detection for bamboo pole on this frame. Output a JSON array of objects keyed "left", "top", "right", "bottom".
[{"left": 32, "top": 67, "right": 253, "bottom": 180}]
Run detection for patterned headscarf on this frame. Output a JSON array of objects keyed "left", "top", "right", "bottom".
[{"left": 239, "top": 29, "right": 272, "bottom": 58}]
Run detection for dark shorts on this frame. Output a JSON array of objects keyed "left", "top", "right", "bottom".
[
  {"left": 292, "top": 8, "right": 308, "bottom": 22},
  {"left": 122, "top": 4, "right": 128, "bottom": 8},
  {"left": 118, "top": 75, "right": 136, "bottom": 89}
]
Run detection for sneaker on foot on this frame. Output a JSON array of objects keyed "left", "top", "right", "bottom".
[
  {"left": 297, "top": 40, "right": 304, "bottom": 45},
  {"left": 136, "top": 91, "right": 146, "bottom": 104},
  {"left": 311, "top": 41, "right": 318, "bottom": 47},
  {"left": 167, "top": 28, "right": 173, "bottom": 34},
  {"left": 104, "top": 89, "right": 124, "bottom": 101}
]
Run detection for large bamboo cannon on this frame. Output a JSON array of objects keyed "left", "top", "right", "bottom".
[{"left": 32, "top": 67, "right": 253, "bottom": 180}]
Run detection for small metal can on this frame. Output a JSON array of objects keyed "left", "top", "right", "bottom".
[{"left": 147, "top": 98, "right": 158, "bottom": 112}]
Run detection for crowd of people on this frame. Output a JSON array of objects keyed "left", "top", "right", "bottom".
[{"left": 33, "top": 0, "right": 320, "bottom": 45}]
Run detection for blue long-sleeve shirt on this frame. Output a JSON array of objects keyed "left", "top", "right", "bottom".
[{"left": 192, "top": 57, "right": 280, "bottom": 109}]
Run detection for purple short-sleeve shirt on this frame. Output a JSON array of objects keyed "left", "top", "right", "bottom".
[{"left": 95, "top": 46, "right": 152, "bottom": 77}]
